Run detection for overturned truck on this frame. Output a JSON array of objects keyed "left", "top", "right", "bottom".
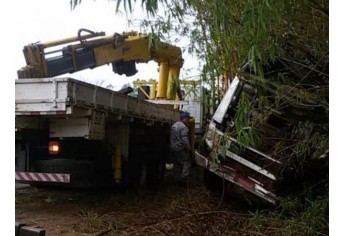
[{"left": 195, "top": 75, "right": 328, "bottom": 205}]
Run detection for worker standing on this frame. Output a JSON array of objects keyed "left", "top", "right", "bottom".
[{"left": 170, "top": 112, "right": 192, "bottom": 183}]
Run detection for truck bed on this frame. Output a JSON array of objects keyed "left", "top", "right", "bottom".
[{"left": 15, "top": 78, "right": 179, "bottom": 123}]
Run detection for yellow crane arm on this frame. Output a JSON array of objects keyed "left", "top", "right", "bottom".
[{"left": 17, "top": 29, "right": 183, "bottom": 80}]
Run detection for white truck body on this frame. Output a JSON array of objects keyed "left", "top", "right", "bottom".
[
  {"left": 15, "top": 77, "right": 179, "bottom": 186},
  {"left": 181, "top": 84, "right": 204, "bottom": 130},
  {"left": 15, "top": 77, "right": 179, "bottom": 123}
]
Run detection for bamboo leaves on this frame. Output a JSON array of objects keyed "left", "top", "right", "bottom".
[{"left": 234, "top": 92, "right": 259, "bottom": 148}]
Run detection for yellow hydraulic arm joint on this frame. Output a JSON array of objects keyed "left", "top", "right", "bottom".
[
  {"left": 157, "top": 62, "right": 170, "bottom": 98},
  {"left": 166, "top": 66, "right": 180, "bottom": 100},
  {"left": 17, "top": 29, "right": 183, "bottom": 79}
]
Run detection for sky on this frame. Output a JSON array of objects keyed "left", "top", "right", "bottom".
[
  {"left": 1, "top": 1, "right": 344, "bottom": 234},
  {"left": 13, "top": 0, "right": 199, "bottom": 91}
]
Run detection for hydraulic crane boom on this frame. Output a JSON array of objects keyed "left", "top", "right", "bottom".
[{"left": 18, "top": 29, "right": 184, "bottom": 99}]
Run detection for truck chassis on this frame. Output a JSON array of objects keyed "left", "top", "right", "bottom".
[{"left": 15, "top": 77, "right": 179, "bottom": 188}]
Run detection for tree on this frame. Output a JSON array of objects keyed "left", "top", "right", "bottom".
[
  {"left": 71, "top": 0, "right": 328, "bottom": 155},
  {"left": 71, "top": 0, "right": 329, "bottom": 219}
]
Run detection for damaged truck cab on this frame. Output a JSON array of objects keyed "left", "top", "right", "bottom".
[{"left": 195, "top": 76, "right": 286, "bottom": 205}]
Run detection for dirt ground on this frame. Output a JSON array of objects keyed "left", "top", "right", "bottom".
[{"left": 15, "top": 166, "right": 295, "bottom": 236}]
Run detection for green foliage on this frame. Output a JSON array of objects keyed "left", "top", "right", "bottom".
[
  {"left": 247, "top": 193, "right": 328, "bottom": 235},
  {"left": 147, "top": 30, "right": 161, "bottom": 49},
  {"left": 234, "top": 92, "right": 259, "bottom": 148},
  {"left": 276, "top": 191, "right": 329, "bottom": 235},
  {"left": 168, "top": 75, "right": 179, "bottom": 99},
  {"left": 217, "top": 131, "right": 231, "bottom": 162}
]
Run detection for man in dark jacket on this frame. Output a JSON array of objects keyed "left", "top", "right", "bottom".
[{"left": 170, "top": 112, "right": 191, "bottom": 182}]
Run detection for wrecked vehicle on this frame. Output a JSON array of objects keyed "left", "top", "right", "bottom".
[{"left": 195, "top": 75, "right": 328, "bottom": 205}]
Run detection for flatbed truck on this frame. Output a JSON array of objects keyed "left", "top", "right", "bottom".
[{"left": 15, "top": 29, "right": 184, "bottom": 188}]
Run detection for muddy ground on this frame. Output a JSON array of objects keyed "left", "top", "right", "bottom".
[{"left": 15, "top": 166, "right": 305, "bottom": 236}]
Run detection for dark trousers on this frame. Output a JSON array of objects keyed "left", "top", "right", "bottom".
[{"left": 170, "top": 148, "right": 191, "bottom": 180}]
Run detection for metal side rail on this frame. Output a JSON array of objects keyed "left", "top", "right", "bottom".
[{"left": 195, "top": 150, "right": 277, "bottom": 205}]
